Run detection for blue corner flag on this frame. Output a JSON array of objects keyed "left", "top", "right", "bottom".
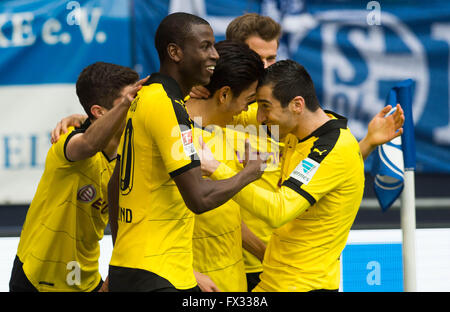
[{"left": 371, "top": 79, "right": 416, "bottom": 212}]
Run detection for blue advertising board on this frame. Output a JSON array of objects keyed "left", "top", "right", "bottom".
[
  {"left": 342, "top": 243, "right": 403, "bottom": 292},
  {"left": 0, "top": 0, "right": 132, "bottom": 84}
]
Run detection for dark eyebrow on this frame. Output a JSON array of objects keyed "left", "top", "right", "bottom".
[
  {"left": 257, "top": 99, "right": 272, "bottom": 104},
  {"left": 246, "top": 92, "right": 256, "bottom": 101},
  {"left": 200, "top": 39, "right": 214, "bottom": 45}
]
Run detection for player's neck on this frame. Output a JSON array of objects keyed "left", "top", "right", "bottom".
[
  {"left": 159, "top": 65, "right": 193, "bottom": 98},
  {"left": 294, "top": 108, "right": 331, "bottom": 141},
  {"left": 185, "top": 97, "right": 222, "bottom": 128}
]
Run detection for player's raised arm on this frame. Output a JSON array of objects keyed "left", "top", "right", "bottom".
[
  {"left": 65, "top": 76, "right": 148, "bottom": 161},
  {"left": 358, "top": 103, "right": 405, "bottom": 160}
]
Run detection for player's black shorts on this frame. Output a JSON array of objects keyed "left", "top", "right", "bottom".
[
  {"left": 108, "top": 265, "right": 200, "bottom": 292},
  {"left": 9, "top": 255, "right": 38, "bottom": 292},
  {"left": 9, "top": 255, "right": 103, "bottom": 292},
  {"left": 246, "top": 271, "right": 262, "bottom": 292}
]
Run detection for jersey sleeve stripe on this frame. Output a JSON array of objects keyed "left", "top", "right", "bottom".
[
  {"left": 168, "top": 159, "right": 201, "bottom": 178},
  {"left": 282, "top": 178, "right": 316, "bottom": 205},
  {"left": 63, "top": 129, "right": 85, "bottom": 162},
  {"left": 63, "top": 119, "right": 90, "bottom": 162}
]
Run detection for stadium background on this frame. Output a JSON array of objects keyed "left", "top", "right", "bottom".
[{"left": 0, "top": 0, "right": 449, "bottom": 291}]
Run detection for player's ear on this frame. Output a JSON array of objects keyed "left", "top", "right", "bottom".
[
  {"left": 167, "top": 43, "right": 183, "bottom": 63},
  {"left": 90, "top": 105, "right": 106, "bottom": 120},
  {"left": 289, "top": 96, "right": 304, "bottom": 114},
  {"left": 217, "top": 86, "right": 231, "bottom": 105}
]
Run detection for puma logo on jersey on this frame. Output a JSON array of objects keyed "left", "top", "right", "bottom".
[{"left": 313, "top": 148, "right": 327, "bottom": 156}]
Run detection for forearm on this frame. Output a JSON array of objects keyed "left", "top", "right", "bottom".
[
  {"left": 212, "top": 163, "right": 310, "bottom": 228},
  {"left": 174, "top": 165, "right": 261, "bottom": 214},
  {"left": 82, "top": 104, "right": 129, "bottom": 156},
  {"left": 241, "top": 221, "right": 266, "bottom": 262},
  {"left": 194, "top": 167, "right": 259, "bottom": 214},
  {"left": 358, "top": 136, "right": 376, "bottom": 160},
  {"left": 235, "top": 183, "right": 308, "bottom": 228}
]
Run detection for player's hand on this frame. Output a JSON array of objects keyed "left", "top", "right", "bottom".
[
  {"left": 242, "top": 139, "right": 267, "bottom": 181},
  {"left": 130, "top": 75, "right": 149, "bottom": 98},
  {"left": 198, "top": 136, "right": 220, "bottom": 176},
  {"left": 366, "top": 103, "right": 405, "bottom": 147},
  {"left": 193, "top": 271, "right": 221, "bottom": 292},
  {"left": 190, "top": 85, "right": 210, "bottom": 99},
  {"left": 50, "top": 76, "right": 149, "bottom": 145},
  {"left": 116, "top": 75, "right": 149, "bottom": 108},
  {"left": 98, "top": 276, "right": 109, "bottom": 292},
  {"left": 51, "top": 113, "right": 88, "bottom": 144}
]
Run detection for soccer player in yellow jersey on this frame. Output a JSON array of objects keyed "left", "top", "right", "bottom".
[
  {"left": 9, "top": 62, "right": 142, "bottom": 292},
  {"left": 106, "top": 13, "right": 265, "bottom": 292},
  {"left": 188, "top": 14, "right": 284, "bottom": 290},
  {"left": 200, "top": 60, "right": 402, "bottom": 292},
  {"left": 192, "top": 13, "right": 405, "bottom": 291},
  {"left": 184, "top": 40, "right": 265, "bottom": 292}
]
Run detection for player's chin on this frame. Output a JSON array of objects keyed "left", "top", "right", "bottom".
[{"left": 197, "top": 71, "right": 212, "bottom": 86}]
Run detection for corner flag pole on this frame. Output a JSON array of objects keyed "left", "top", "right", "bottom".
[
  {"left": 401, "top": 169, "right": 416, "bottom": 291},
  {"left": 396, "top": 80, "right": 417, "bottom": 292}
]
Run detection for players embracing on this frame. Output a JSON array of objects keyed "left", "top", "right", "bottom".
[{"left": 11, "top": 12, "right": 404, "bottom": 293}]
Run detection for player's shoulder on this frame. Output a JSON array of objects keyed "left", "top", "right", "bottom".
[
  {"left": 54, "top": 121, "right": 99, "bottom": 164},
  {"left": 52, "top": 126, "right": 77, "bottom": 150},
  {"left": 137, "top": 79, "right": 185, "bottom": 117},
  {"left": 137, "top": 84, "right": 170, "bottom": 107},
  {"left": 141, "top": 73, "right": 184, "bottom": 102},
  {"left": 47, "top": 126, "right": 79, "bottom": 165}
]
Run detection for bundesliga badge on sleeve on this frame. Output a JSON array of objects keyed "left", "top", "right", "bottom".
[
  {"left": 290, "top": 158, "right": 320, "bottom": 185},
  {"left": 181, "top": 129, "right": 196, "bottom": 157}
]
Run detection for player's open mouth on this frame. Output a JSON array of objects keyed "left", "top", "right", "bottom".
[{"left": 206, "top": 65, "right": 215, "bottom": 74}]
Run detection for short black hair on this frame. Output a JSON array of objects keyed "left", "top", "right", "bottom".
[
  {"left": 155, "top": 12, "right": 210, "bottom": 63},
  {"left": 76, "top": 62, "right": 139, "bottom": 119},
  {"left": 260, "top": 60, "right": 320, "bottom": 110},
  {"left": 204, "top": 40, "right": 264, "bottom": 97}
]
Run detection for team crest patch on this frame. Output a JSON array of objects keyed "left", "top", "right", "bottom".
[
  {"left": 77, "top": 185, "right": 96, "bottom": 203},
  {"left": 290, "top": 158, "right": 320, "bottom": 185},
  {"left": 181, "top": 129, "right": 196, "bottom": 157}
]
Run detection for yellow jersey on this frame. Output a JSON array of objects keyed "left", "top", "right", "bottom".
[
  {"left": 191, "top": 123, "right": 280, "bottom": 292},
  {"left": 17, "top": 122, "right": 113, "bottom": 292},
  {"left": 191, "top": 124, "right": 245, "bottom": 292},
  {"left": 231, "top": 102, "right": 279, "bottom": 274},
  {"left": 213, "top": 111, "right": 365, "bottom": 291},
  {"left": 232, "top": 101, "right": 259, "bottom": 127},
  {"left": 109, "top": 73, "right": 200, "bottom": 290}
]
